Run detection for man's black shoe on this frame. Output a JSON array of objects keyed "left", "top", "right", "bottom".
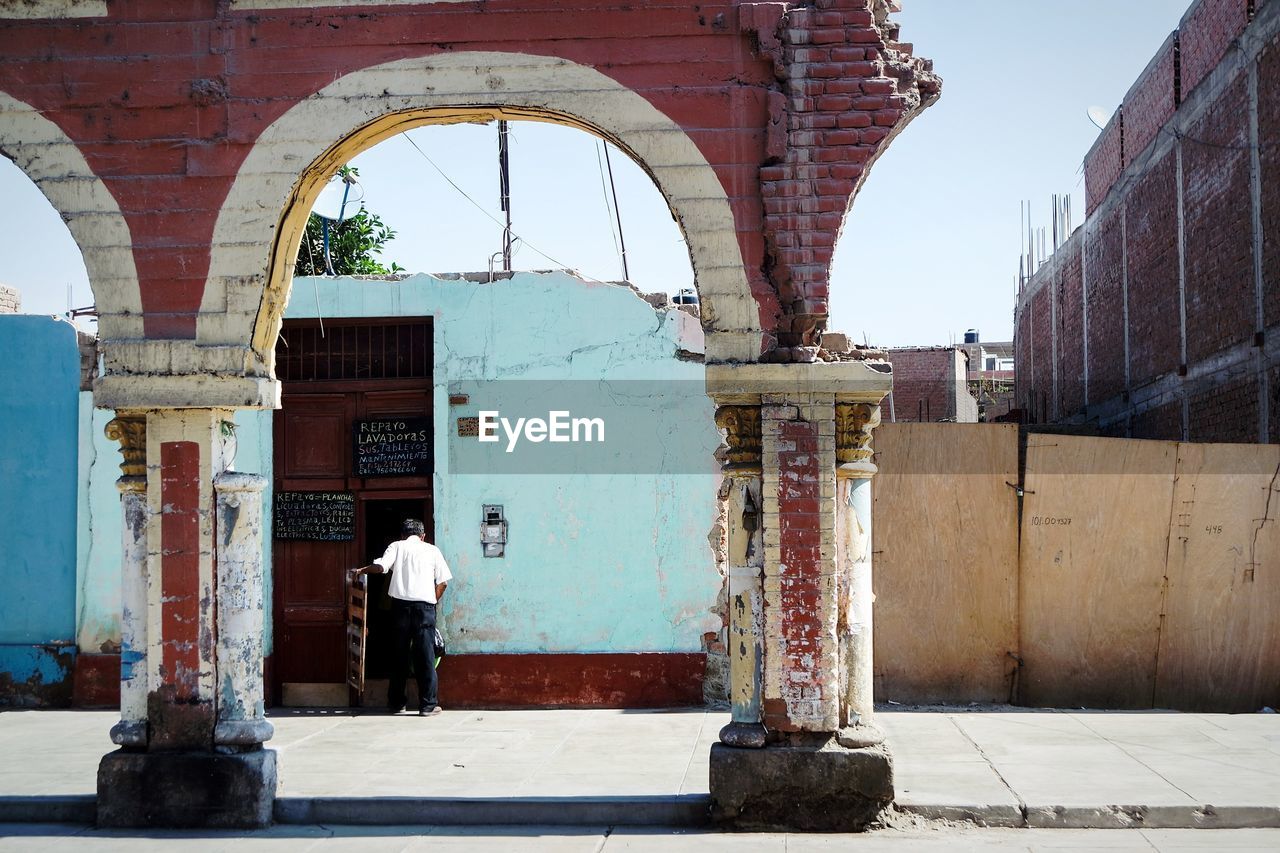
[{"left": 419, "top": 706, "right": 443, "bottom": 717}]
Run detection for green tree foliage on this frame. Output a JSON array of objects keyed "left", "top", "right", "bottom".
[{"left": 294, "top": 167, "right": 404, "bottom": 277}]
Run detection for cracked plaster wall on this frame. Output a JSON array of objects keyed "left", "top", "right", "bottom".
[
  {"left": 246, "top": 271, "right": 724, "bottom": 654},
  {"left": 50, "top": 271, "right": 723, "bottom": 675}
]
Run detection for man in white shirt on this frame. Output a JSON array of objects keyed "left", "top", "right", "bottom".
[{"left": 352, "top": 519, "right": 453, "bottom": 716}]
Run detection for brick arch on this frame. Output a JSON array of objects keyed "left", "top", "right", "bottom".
[
  {"left": 0, "top": 91, "right": 142, "bottom": 340},
  {"left": 205, "top": 51, "right": 764, "bottom": 368}
]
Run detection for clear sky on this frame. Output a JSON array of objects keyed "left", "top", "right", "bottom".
[{"left": 1, "top": 0, "right": 1192, "bottom": 345}]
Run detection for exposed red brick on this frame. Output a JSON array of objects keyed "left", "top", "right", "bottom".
[
  {"left": 1125, "top": 149, "right": 1181, "bottom": 384},
  {"left": 1085, "top": 112, "right": 1124, "bottom": 215},
  {"left": 1188, "top": 373, "right": 1260, "bottom": 442},
  {"left": 160, "top": 441, "right": 201, "bottom": 699},
  {"left": 1183, "top": 75, "right": 1254, "bottom": 363},
  {"left": 1180, "top": 0, "right": 1252, "bottom": 97},
  {"left": 1131, "top": 400, "right": 1184, "bottom": 441},
  {"left": 1260, "top": 39, "right": 1280, "bottom": 329},
  {"left": 1123, "top": 35, "right": 1179, "bottom": 166},
  {"left": 1057, "top": 234, "right": 1086, "bottom": 416},
  {"left": 1085, "top": 207, "right": 1126, "bottom": 406}
]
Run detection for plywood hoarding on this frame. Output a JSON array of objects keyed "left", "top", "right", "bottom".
[
  {"left": 872, "top": 423, "right": 1020, "bottom": 704},
  {"left": 1018, "top": 435, "right": 1177, "bottom": 708}
]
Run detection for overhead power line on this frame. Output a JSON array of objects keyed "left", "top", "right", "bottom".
[{"left": 399, "top": 129, "right": 584, "bottom": 276}]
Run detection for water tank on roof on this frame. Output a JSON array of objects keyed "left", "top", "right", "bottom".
[{"left": 964, "top": 329, "right": 980, "bottom": 344}]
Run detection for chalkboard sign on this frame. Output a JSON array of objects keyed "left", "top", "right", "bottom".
[
  {"left": 274, "top": 491, "right": 355, "bottom": 541},
  {"left": 354, "top": 417, "right": 432, "bottom": 477}
]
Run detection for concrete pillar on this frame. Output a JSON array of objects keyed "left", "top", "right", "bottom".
[
  {"left": 213, "top": 472, "right": 273, "bottom": 748},
  {"left": 97, "top": 408, "right": 276, "bottom": 829},
  {"left": 104, "top": 416, "right": 148, "bottom": 748},
  {"left": 713, "top": 404, "right": 767, "bottom": 748},
  {"left": 838, "top": 469, "right": 876, "bottom": 724},
  {"left": 706, "top": 363, "right": 892, "bottom": 832},
  {"left": 834, "top": 402, "right": 882, "bottom": 736}
]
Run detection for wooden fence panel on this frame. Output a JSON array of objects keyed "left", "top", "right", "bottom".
[
  {"left": 1153, "top": 443, "right": 1280, "bottom": 712},
  {"left": 872, "top": 423, "right": 1020, "bottom": 704},
  {"left": 1018, "top": 434, "right": 1178, "bottom": 708}
]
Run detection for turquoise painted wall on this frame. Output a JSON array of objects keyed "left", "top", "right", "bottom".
[
  {"left": 67, "top": 271, "right": 721, "bottom": 667},
  {"left": 76, "top": 399, "right": 273, "bottom": 655},
  {"left": 269, "top": 272, "right": 724, "bottom": 653},
  {"left": 76, "top": 400, "right": 120, "bottom": 653},
  {"left": 0, "top": 316, "right": 80, "bottom": 701}
]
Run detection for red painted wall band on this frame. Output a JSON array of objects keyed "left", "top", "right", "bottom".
[
  {"left": 160, "top": 440, "right": 201, "bottom": 699},
  {"left": 438, "top": 652, "right": 706, "bottom": 709}
]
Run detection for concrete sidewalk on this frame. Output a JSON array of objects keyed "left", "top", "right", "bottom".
[
  {"left": 880, "top": 708, "right": 1280, "bottom": 828},
  {"left": 0, "top": 707, "right": 1276, "bottom": 829}
]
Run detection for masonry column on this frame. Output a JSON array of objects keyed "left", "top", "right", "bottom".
[
  {"left": 97, "top": 408, "right": 276, "bottom": 829},
  {"left": 707, "top": 362, "right": 893, "bottom": 832},
  {"left": 712, "top": 404, "right": 766, "bottom": 748},
  {"left": 213, "top": 472, "right": 273, "bottom": 748},
  {"left": 104, "top": 415, "right": 148, "bottom": 748},
  {"left": 835, "top": 401, "right": 882, "bottom": 734}
]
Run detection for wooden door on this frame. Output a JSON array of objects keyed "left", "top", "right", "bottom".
[{"left": 274, "top": 392, "right": 355, "bottom": 706}]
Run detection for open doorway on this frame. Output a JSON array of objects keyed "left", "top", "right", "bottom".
[
  {"left": 359, "top": 495, "right": 432, "bottom": 703},
  {"left": 271, "top": 318, "right": 433, "bottom": 708}
]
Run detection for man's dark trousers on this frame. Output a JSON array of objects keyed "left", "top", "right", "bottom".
[{"left": 389, "top": 598, "right": 437, "bottom": 712}]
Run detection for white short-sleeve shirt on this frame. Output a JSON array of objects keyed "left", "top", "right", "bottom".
[{"left": 374, "top": 535, "right": 453, "bottom": 604}]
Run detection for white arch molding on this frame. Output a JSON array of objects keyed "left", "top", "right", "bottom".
[
  {"left": 0, "top": 92, "right": 142, "bottom": 340},
  {"left": 205, "top": 51, "right": 763, "bottom": 367}
]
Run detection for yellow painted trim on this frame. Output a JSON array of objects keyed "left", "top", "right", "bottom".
[{"left": 255, "top": 106, "right": 665, "bottom": 364}]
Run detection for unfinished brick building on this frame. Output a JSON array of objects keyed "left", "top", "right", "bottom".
[
  {"left": 0, "top": 0, "right": 938, "bottom": 832},
  {"left": 884, "top": 345, "right": 978, "bottom": 423},
  {"left": 1016, "top": 0, "right": 1278, "bottom": 442}
]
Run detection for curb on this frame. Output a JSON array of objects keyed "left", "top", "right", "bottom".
[
  {"left": 0, "top": 796, "right": 96, "bottom": 824},
  {"left": 4, "top": 797, "right": 1275, "bottom": 830},
  {"left": 273, "top": 795, "right": 714, "bottom": 827},
  {"left": 898, "top": 803, "right": 1280, "bottom": 830}
]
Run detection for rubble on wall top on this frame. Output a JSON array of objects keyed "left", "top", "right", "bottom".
[{"left": 813, "top": 331, "right": 890, "bottom": 364}]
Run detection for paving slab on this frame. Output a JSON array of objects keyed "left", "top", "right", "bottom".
[
  {"left": 1, "top": 706, "right": 1277, "bottom": 829},
  {"left": 877, "top": 708, "right": 1280, "bottom": 830}
]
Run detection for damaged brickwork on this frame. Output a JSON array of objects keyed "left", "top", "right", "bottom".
[
  {"left": 745, "top": 0, "right": 940, "bottom": 356},
  {"left": 0, "top": 0, "right": 933, "bottom": 830},
  {"left": 760, "top": 395, "right": 840, "bottom": 734},
  {"left": 0, "top": 0, "right": 937, "bottom": 382}
]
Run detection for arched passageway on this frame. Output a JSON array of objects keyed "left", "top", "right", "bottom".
[
  {"left": 258, "top": 114, "right": 722, "bottom": 713},
  {"left": 0, "top": 0, "right": 938, "bottom": 831}
]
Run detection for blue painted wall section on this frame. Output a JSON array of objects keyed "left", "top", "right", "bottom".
[
  {"left": 76, "top": 400, "right": 121, "bottom": 655},
  {"left": 0, "top": 316, "right": 79, "bottom": 705}
]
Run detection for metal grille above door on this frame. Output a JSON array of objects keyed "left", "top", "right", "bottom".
[{"left": 276, "top": 320, "right": 431, "bottom": 383}]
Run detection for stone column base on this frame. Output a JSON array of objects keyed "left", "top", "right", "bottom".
[
  {"left": 96, "top": 748, "right": 277, "bottom": 828},
  {"left": 709, "top": 741, "right": 893, "bottom": 831}
]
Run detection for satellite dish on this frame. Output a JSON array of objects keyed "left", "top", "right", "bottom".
[
  {"left": 1086, "top": 106, "right": 1114, "bottom": 130},
  {"left": 312, "top": 176, "right": 365, "bottom": 221}
]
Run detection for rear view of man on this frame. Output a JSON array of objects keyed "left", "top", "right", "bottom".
[{"left": 352, "top": 519, "right": 452, "bottom": 716}]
